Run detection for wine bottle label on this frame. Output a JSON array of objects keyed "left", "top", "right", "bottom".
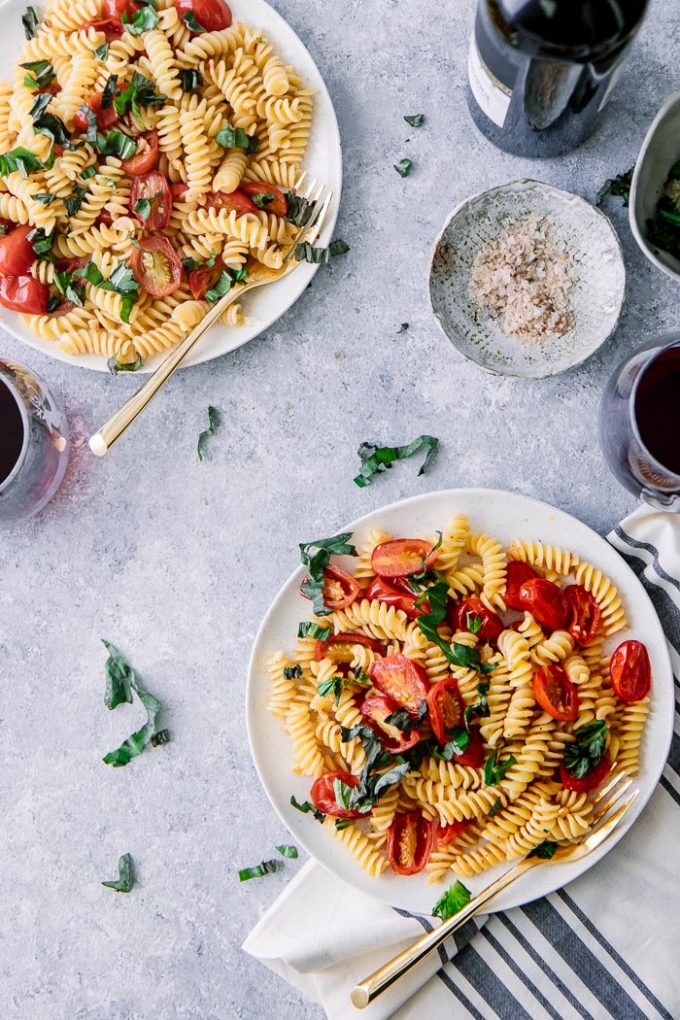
[{"left": 468, "top": 37, "right": 512, "bottom": 128}]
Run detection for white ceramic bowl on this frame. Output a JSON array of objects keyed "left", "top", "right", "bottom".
[
  {"left": 630, "top": 92, "right": 680, "bottom": 282},
  {"left": 429, "top": 179, "right": 626, "bottom": 379}
]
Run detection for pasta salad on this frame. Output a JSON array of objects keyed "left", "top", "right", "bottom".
[
  {"left": 0, "top": 0, "right": 313, "bottom": 364},
  {"left": 267, "top": 515, "right": 652, "bottom": 884}
]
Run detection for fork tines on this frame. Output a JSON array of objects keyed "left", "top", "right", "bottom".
[{"left": 284, "top": 176, "right": 333, "bottom": 263}]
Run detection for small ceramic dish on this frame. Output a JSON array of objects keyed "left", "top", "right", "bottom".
[
  {"left": 630, "top": 92, "right": 680, "bottom": 282},
  {"left": 428, "top": 179, "right": 626, "bottom": 379}
]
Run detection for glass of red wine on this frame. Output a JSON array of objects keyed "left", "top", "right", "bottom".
[
  {"left": 0, "top": 359, "right": 69, "bottom": 527},
  {"left": 600, "top": 334, "right": 680, "bottom": 510}
]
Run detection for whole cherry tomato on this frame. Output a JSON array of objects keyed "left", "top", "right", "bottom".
[
  {"left": 0, "top": 226, "right": 36, "bottom": 277},
  {"left": 451, "top": 597, "right": 503, "bottom": 641},
  {"left": 504, "top": 561, "right": 540, "bottom": 610},
  {"left": 387, "top": 812, "right": 434, "bottom": 875},
  {"left": 517, "top": 578, "right": 569, "bottom": 631},
  {"left": 565, "top": 584, "right": 602, "bottom": 646},
  {"left": 175, "top": 0, "right": 232, "bottom": 31},
  {"left": 610, "top": 640, "right": 651, "bottom": 702},
  {"left": 533, "top": 664, "right": 579, "bottom": 722}
]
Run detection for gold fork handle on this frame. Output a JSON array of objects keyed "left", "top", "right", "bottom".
[
  {"left": 88, "top": 285, "right": 245, "bottom": 456},
  {"left": 350, "top": 857, "right": 535, "bottom": 1009}
]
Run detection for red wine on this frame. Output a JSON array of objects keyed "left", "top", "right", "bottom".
[
  {"left": 0, "top": 377, "right": 25, "bottom": 486},
  {"left": 634, "top": 347, "right": 680, "bottom": 476},
  {"left": 467, "top": 0, "right": 649, "bottom": 158}
]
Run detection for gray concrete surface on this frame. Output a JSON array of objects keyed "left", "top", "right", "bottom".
[{"left": 1, "top": 0, "right": 677, "bottom": 1017}]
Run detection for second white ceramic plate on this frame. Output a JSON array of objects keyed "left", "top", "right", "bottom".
[
  {"left": 247, "top": 488, "right": 673, "bottom": 914},
  {"left": 0, "top": 0, "right": 342, "bottom": 372}
]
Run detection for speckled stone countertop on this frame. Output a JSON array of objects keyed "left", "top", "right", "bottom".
[{"left": 1, "top": 1, "right": 677, "bottom": 1017}]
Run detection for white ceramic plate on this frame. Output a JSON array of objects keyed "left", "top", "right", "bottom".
[
  {"left": 247, "top": 488, "right": 673, "bottom": 914},
  {"left": 429, "top": 180, "right": 626, "bottom": 379},
  {"left": 0, "top": 0, "right": 342, "bottom": 372}
]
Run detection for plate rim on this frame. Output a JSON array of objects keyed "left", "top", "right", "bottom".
[
  {"left": 246, "top": 486, "right": 674, "bottom": 914},
  {"left": 0, "top": 0, "right": 343, "bottom": 374}
]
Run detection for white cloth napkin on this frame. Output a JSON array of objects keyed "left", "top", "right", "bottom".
[{"left": 244, "top": 505, "right": 680, "bottom": 1020}]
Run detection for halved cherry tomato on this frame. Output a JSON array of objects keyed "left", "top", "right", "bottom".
[
  {"left": 435, "top": 819, "right": 471, "bottom": 849},
  {"left": 322, "top": 565, "right": 361, "bottom": 610},
  {"left": 451, "top": 597, "right": 503, "bottom": 642},
  {"left": 365, "top": 576, "right": 425, "bottom": 620},
  {"left": 0, "top": 226, "right": 36, "bottom": 277},
  {"left": 314, "top": 632, "right": 384, "bottom": 663},
  {"left": 310, "top": 771, "right": 366, "bottom": 819},
  {"left": 80, "top": 17, "right": 125, "bottom": 38},
  {"left": 175, "top": 0, "right": 232, "bottom": 32},
  {"left": 517, "top": 578, "right": 569, "bottom": 632},
  {"left": 121, "top": 131, "right": 159, "bottom": 175},
  {"left": 559, "top": 755, "right": 611, "bottom": 792},
  {"left": 0, "top": 276, "right": 49, "bottom": 313},
  {"left": 610, "top": 640, "right": 651, "bottom": 702},
  {"left": 426, "top": 677, "right": 464, "bottom": 744},
  {"left": 240, "top": 181, "right": 288, "bottom": 218},
  {"left": 103, "top": 0, "right": 140, "bottom": 17},
  {"left": 387, "top": 812, "right": 434, "bottom": 876},
  {"left": 370, "top": 654, "right": 428, "bottom": 716},
  {"left": 170, "top": 182, "right": 190, "bottom": 201},
  {"left": 205, "top": 189, "right": 258, "bottom": 216},
  {"left": 129, "top": 236, "right": 183, "bottom": 297},
  {"left": 130, "top": 171, "right": 172, "bottom": 231},
  {"left": 565, "top": 585, "right": 602, "bottom": 646},
  {"left": 533, "top": 664, "right": 579, "bottom": 722},
  {"left": 360, "top": 693, "right": 421, "bottom": 753},
  {"left": 456, "top": 729, "right": 486, "bottom": 768},
  {"left": 73, "top": 92, "right": 120, "bottom": 133},
  {"left": 505, "top": 561, "right": 540, "bottom": 611},
  {"left": 371, "top": 539, "right": 438, "bottom": 579},
  {"left": 188, "top": 265, "right": 220, "bottom": 300}
]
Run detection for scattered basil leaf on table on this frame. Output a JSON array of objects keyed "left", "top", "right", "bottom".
[
  {"left": 197, "top": 405, "right": 220, "bottom": 462},
  {"left": 275, "top": 845, "right": 298, "bottom": 859},
  {"left": 397, "top": 322, "right": 409, "bottom": 333},
  {"left": 239, "top": 859, "right": 283, "bottom": 882},
  {"left": 295, "top": 239, "right": 349, "bottom": 264},
  {"left": 108, "top": 353, "right": 144, "bottom": 374},
  {"left": 432, "top": 880, "right": 471, "bottom": 920},
  {"left": 353, "top": 435, "right": 439, "bottom": 488},
  {"left": 404, "top": 114, "right": 425, "bottom": 127},
  {"left": 595, "top": 166, "right": 634, "bottom": 207},
  {"left": 394, "top": 158, "right": 413, "bottom": 178},
  {"left": 289, "top": 795, "right": 325, "bottom": 822},
  {"left": 100, "top": 640, "right": 168, "bottom": 767},
  {"left": 102, "top": 852, "right": 135, "bottom": 893},
  {"left": 150, "top": 728, "right": 170, "bottom": 746}
]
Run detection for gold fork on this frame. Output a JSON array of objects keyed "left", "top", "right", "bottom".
[
  {"left": 88, "top": 175, "right": 333, "bottom": 456},
  {"left": 351, "top": 771, "right": 638, "bottom": 1009}
]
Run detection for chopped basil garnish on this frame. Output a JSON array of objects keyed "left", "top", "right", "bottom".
[
  {"left": 563, "top": 720, "right": 608, "bottom": 778},
  {"left": 46, "top": 294, "right": 60, "bottom": 312},
  {"left": 333, "top": 777, "right": 358, "bottom": 812},
  {"left": 197, "top": 404, "right": 219, "bottom": 462},
  {"left": 251, "top": 191, "right": 275, "bottom": 209},
  {"left": 204, "top": 270, "right": 233, "bottom": 303},
  {"left": 275, "top": 845, "right": 298, "bottom": 859},
  {"left": 286, "top": 192, "right": 315, "bottom": 227},
  {"left": 488, "top": 796, "right": 502, "bottom": 817},
  {"left": 290, "top": 795, "right": 325, "bottom": 822},
  {"left": 297, "top": 621, "right": 331, "bottom": 640},
  {"left": 64, "top": 186, "right": 86, "bottom": 217},
  {"left": 298, "top": 532, "right": 358, "bottom": 617},
  {"left": 133, "top": 192, "right": 160, "bottom": 223},
  {"left": 464, "top": 682, "right": 490, "bottom": 729},
  {"left": 182, "top": 10, "right": 206, "bottom": 32},
  {"left": 179, "top": 68, "right": 203, "bottom": 92},
  {"left": 317, "top": 675, "right": 344, "bottom": 705},
  {"left": 394, "top": 158, "right": 413, "bottom": 178},
  {"left": 434, "top": 727, "right": 471, "bottom": 761},
  {"left": 432, "top": 880, "right": 471, "bottom": 920},
  {"left": 102, "top": 852, "right": 134, "bottom": 893},
  {"left": 384, "top": 700, "right": 428, "bottom": 735},
  {"left": 101, "top": 74, "right": 118, "bottom": 110},
  {"left": 27, "top": 227, "right": 54, "bottom": 255},
  {"left": 29, "top": 90, "right": 51, "bottom": 120},
  {"left": 150, "top": 728, "right": 170, "bottom": 746},
  {"left": 335, "top": 818, "right": 351, "bottom": 830},
  {"left": 451, "top": 642, "right": 494, "bottom": 674},
  {"left": 0, "top": 146, "right": 51, "bottom": 178},
  {"left": 530, "top": 840, "right": 558, "bottom": 859},
  {"left": 98, "top": 130, "right": 137, "bottom": 160},
  {"left": 483, "top": 749, "right": 517, "bottom": 786},
  {"left": 21, "top": 59, "right": 55, "bottom": 89},
  {"left": 238, "top": 859, "right": 283, "bottom": 882},
  {"left": 397, "top": 322, "right": 409, "bottom": 333},
  {"left": 108, "top": 352, "right": 144, "bottom": 374},
  {"left": 94, "top": 42, "right": 110, "bottom": 61},
  {"left": 466, "top": 613, "right": 483, "bottom": 634},
  {"left": 595, "top": 166, "right": 634, "bottom": 208},
  {"left": 34, "top": 111, "right": 72, "bottom": 147},
  {"left": 283, "top": 664, "right": 302, "bottom": 680},
  {"left": 353, "top": 434, "right": 439, "bottom": 488},
  {"left": 101, "top": 640, "right": 167, "bottom": 766},
  {"left": 33, "top": 192, "right": 57, "bottom": 204},
  {"left": 121, "top": 4, "right": 159, "bottom": 34},
  {"left": 75, "top": 262, "right": 139, "bottom": 323},
  {"left": 295, "top": 239, "right": 349, "bottom": 264},
  {"left": 181, "top": 251, "right": 216, "bottom": 273},
  {"left": 113, "top": 72, "right": 166, "bottom": 119},
  {"left": 215, "top": 123, "right": 258, "bottom": 153},
  {"left": 404, "top": 114, "right": 425, "bottom": 127},
  {"left": 22, "top": 5, "right": 39, "bottom": 39}
]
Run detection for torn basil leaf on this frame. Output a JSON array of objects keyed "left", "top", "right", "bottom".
[
  {"left": 298, "top": 532, "right": 357, "bottom": 617},
  {"left": 451, "top": 642, "right": 493, "bottom": 674},
  {"left": 434, "top": 727, "right": 471, "bottom": 761},
  {"left": 464, "top": 682, "right": 490, "bottom": 728},
  {"left": 397, "top": 322, "right": 409, "bottom": 334},
  {"left": 204, "top": 270, "right": 233, "bottom": 303},
  {"left": 251, "top": 191, "right": 274, "bottom": 209},
  {"left": 34, "top": 112, "right": 72, "bottom": 148},
  {"left": 101, "top": 640, "right": 167, "bottom": 767},
  {"left": 29, "top": 91, "right": 51, "bottom": 121},
  {"left": 102, "top": 852, "right": 134, "bottom": 893},
  {"left": 353, "top": 434, "right": 439, "bottom": 488},
  {"left": 317, "top": 675, "right": 344, "bottom": 705},
  {"left": 483, "top": 749, "right": 516, "bottom": 786},
  {"left": 432, "top": 879, "right": 471, "bottom": 920},
  {"left": 238, "top": 859, "right": 283, "bottom": 882},
  {"left": 275, "top": 845, "right": 298, "bottom": 859},
  {"left": 404, "top": 114, "right": 425, "bottom": 127},
  {"left": 297, "top": 621, "right": 331, "bottom": 640},
  {"left": 466, "top": 613, "right": 483, "bottom": 634},
  {"left": 595, "top": 166, "right": 634, "bottom": 208},
  {"left": 0, "top": 146, "right": 49, "bottom": 178},
  {"left": 215, "top": 123, "right": 258, "bottom": 153},
  {"left": 94, "top": 42, "right": 110, "bottom": 61},
  {"left": 530, "top": 840, "right": 557, "bottom": 859},
  {"left": 290, "top": 795, "right": 325, "bottom": 822},
  {"left": 113, "top": 72, "right": 166, "bottom": 119},
  {"left": 33, "top": 192, "right": 57, "bottom": 204},
  {"left": 20, "top": 59, "right": 54, "bottom": 89},
  {"left": 98, "top": 130, "right": 137, "bottom": 161},
  {"left": 488, "top": 796, "right": 502, "bottom": 817},
  {"left": 197, "top": 404, "right": 219, "bottom": 462},
  {"left": 563, "top": 720, "right": 608, "bottom": 778},
  {"left": 286, "top": 192, "right": 314, "bottom": 227},
  {"left": 283, "top": 665, "right": 302, "bottom": 680},
  {"left": 295, "top": 239, "right": 349, "bottom": 264},
  {"left": 179, "top": 68, "right": 203, "bottom": 92},
  {"left": 27, "top": 227, "right": 55, "bottom": 255},
  {"left": 394, "top": 158, "right": 413, "bottom": 178},
  {"left": 182, "top": 10, "right": 206, "bottom": 32},
  {"left": 121, "top": 4, "right": 158, "bottom": 34},
  {"left": 22, "top": 5, "right": 39, "bottom": 39},
  {"left": 107, "top": 353, "right": 144, "bottom": 374},
  {"left": 150, "top": 728, "right": 170, "bottom": 746}
]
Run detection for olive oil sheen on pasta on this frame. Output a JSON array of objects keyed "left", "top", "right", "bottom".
[
  {"left": 467, "top": 0, "right": 650, "bottom": 157},
  {"left": 0, "top": 377, "right": 25, "bottom": 486}
]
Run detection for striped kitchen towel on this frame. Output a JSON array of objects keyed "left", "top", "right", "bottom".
[{"left": 244, "top": 505, "right": 680, "bottom": 1020}]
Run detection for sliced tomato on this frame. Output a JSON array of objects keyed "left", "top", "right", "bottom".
[
  {"left": 426, "top": 677, "right": 464, "bottom": 744},
  {"left": 103, "top": 0, "right": 140, "bottom": 17},
  {"left": 170, "top": 182, "right": 190, "bottom": 201},
  {"left": 370, "top": 654, "right": 428, "bottom": 716},
  {"left": 129, "top": 235, "right": 183, "bottom": 297},
  {"left": 565, "top": 585, "right": 602, "bottom": 646},
  {"left": 130, "top": 171, "right": 171, "bottom": 230},
  {"left": 188, "top": 265, "right": 220, "bottom": 300},
  {"left": 175, "top": 0, "right": 232, "bottom": 32},
  {"left": 456, "top": 729, "right": 486, "bottom": 768},
  {"left": 121, "top": 131, "right": 159, "bottom": 175},
  {"left": 309, "top": 770, "right": 366, "bottom": 818},
  {"left": 451, "top": 597, "right": 503, "bottom": 641},
  {"left": 387, "top": 812, "right": 434, "bottom": 876},
  {"left": 206, "top": 189, "right": 258, "bottom": 217},
  {"left": 0, "top": 276, "right": 49, "bottom": 313},
  {"left": 505, "top": 561, "right": 540, "bottom": 611},
  {"left": 371, "top": 538, "right": 438, "bottom": 579},
  {"left": 517, "top": 578, "right": 569, "bottom": 632},
  {"left": 81, "top": 16, "right": 125, "bottom": 37},
  {"left": 73, "top": 91, "right": 120, "bottom": 133},
  {"left": 314, "top": 632, "right": 384, "bottom": 663},
  {"left": 559, "top": 755, "right": 611, "bottom": 792},
  {"left": 360, "top": 693, "right": 421, "bottom": 753},
  {"left": 365, "top": 576, "right": 425, "bottom": 620},
  {"left": 0, "top": 226, "right": 36, "bottom": 277},
  {"left": 533, "top": 664, "right": 579, "bottom": 722},
  {"left": 610, "top": 640, "right": 652, "bottom": 703},
  {"left": 322, "top": 565, "right": 361, "bottom": 610},
  {"left": 240, "top": 181, "right": 288, "bottom": 217},
  {"left": 435, "top": 819, "right": 471, "bottom": 849}
]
